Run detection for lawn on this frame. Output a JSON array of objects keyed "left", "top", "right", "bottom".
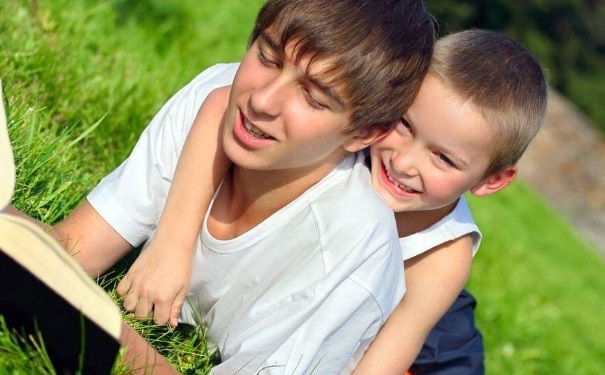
[{"left": 2, "top": 0, "right": 604, "bottom": 374}]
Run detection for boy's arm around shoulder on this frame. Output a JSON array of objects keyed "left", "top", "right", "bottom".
[
  {"left": 117, "top": 87, "right": 232, "bottom": 326},
  {"left": 353, "top": 234, "right": 473, "bottom": 375}
]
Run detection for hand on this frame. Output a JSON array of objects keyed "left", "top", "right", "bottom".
[{"left": 117, "top": 240, "right": 193, "bottom": 327}]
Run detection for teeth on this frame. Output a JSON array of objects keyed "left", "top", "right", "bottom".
[
  {"left": 244, "top": 120, "right": 270, "bottom": 138},
  {"left": 385, "top": 168, "right": 417, "bottom": 193}
]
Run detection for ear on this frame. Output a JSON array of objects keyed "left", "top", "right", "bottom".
[
  {"left": 342, "top": 128, "right": 390, "bottom": 153},
  {"left": 469, "top": 165, "right": 517, "bottom": 197}
]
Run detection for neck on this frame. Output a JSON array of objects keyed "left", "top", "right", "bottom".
[
  {"left": 208, "top": 156, "right": 346, "bottom": 239},
  {"left": 394, "top": 199, "right": 459, "bottom": 238}
]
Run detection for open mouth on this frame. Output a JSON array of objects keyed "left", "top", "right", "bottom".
[
  {"left": 382, "top": 161, "right": 420, "bottom": 194},
  {"left": 243, "top": 115, "right": 271, "bottom": 139}
]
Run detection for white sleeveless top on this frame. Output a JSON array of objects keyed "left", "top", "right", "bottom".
[{"left": 399, "top": 196, "right": 482, "bottom": 261}]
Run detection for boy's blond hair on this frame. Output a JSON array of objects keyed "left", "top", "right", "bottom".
[
  {"left": 251, "top": 0, "right": 435, "bottom": 134},
  {"left": 430, "top": 29, "right": 548, "bottom": 177}
]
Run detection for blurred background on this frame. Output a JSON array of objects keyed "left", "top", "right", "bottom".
[{"left": 1, "top": 0, "right": 604, "bottom": 374}]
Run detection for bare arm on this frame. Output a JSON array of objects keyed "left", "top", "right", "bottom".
[
  {"left": 50, "top": 200, "right": 133, "bottom": 276},
  {"left": 352, "top": 235, "right": 473, "bottom": 375},
  {"left": 119, "top": 322, "right": 180, "bottom": 374},
  {"left": 117, "top": 87, "right": 233, "bottom": 326}
]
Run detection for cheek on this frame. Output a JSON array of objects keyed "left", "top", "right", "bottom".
[
  {"left": 426, "top": 174, "right": 469, "bottom": 201},
  {"left": 287, "top": 110, "right": 345, "bottom": 138}
]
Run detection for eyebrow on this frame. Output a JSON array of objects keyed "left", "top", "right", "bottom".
[
  {"left": 258, "top": 31, "right": 346, "bottom": 110},
  {"left": 258, "top": 31, "right": 281, "bottom": 55}
]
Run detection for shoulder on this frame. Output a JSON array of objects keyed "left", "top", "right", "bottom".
[
  {"left": 400, "top": 196, "right": 482, "bottom": 260},
  {"left": 309, "top": 153, "right": 399, "bottom": 265},
  {"left": 298, "top": 153, "right": 404, "bottom": 318},
  {"left": 187, "top": 63, "right": 239, "bottom": 91},
  {"left": 314, "top": 153, "right": 387, "bottom": 209},
  {"left": 312, "top": 152, "right": 396, "bottom": 236},
  {"left": 201, "top": 86, "right": 230, "bottom": 113}
]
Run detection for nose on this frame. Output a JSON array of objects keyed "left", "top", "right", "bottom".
[
  {"left": 248, "top": 74, "right": 285, "bottom": 118},
  {"left": 390, "top": 146, "right": 420, "bottom": 178}
]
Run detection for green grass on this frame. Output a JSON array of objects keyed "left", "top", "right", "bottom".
[
  {"left": 2, "top": 0, "right": 263, "bottom": 221},
  {"left": 110, "top": 287, "right": 220, "bottom": 374},
  {"left": 467, "top": 183, "right": 605, "bottom": 374},
  {"left": 0, "top": 316, "right": 56, "bottom": 374},
  {"left": 1, "top": 0, "right": 605, "bottom": 374}
]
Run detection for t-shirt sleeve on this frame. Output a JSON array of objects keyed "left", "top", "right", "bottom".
[{"left": 87, "top": 63, "right": 239, "bottom": 246}]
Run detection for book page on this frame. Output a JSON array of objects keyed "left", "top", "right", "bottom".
[
  {"left": 0, "top": 80, "right": 15, "bottom": 211},
  {"left": 0, "top": 214, "right": 122, "bottom": 339}
]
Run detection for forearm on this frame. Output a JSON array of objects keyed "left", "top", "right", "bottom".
[
  {"left": 152, "top": 86, "right": 231, "bottom": 253},
  {"left": 52, "top": 200, "right": 133, "bottom": 277},
  {"left": 119, "top": 322, "right": 179, "bottom": 375},
  {"left": 118, "top": 87, "right": 232, "bottom": 325},
  {"left": 351, "top": 299, "right": 433, "bottom": 374}
]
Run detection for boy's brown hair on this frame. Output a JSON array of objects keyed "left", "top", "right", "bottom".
[
  {"left": 430, "top": 29, "right": 548, "bottom": 177},
  {"left": 250, "top": 0, "right": 435, "bottom": 134}
]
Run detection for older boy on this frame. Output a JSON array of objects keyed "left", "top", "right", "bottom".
[{"left": 51, "top": 0, "right": 435, "bottom": 373}]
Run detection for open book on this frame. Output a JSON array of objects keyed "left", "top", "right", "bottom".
[{"left": 0, "top": 80, "right": 121, "bottom": 374}]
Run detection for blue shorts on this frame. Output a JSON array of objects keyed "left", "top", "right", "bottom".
[{"left": 409, "top": 289, "right": 485, "bottom": 375}]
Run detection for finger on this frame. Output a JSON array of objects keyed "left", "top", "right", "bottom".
[
  {"left": 122, "top": 289, "right": 139, "bottom": 312},
  {"left": 169, "top": 309, "right": 181, "bottom": 328},
  {"left": 152, "top": 299, "right": 171, "bottom": 326},
  {"left": 116, "top": 276, "right": 132, "bottom": 298},
  {"left": 134, "top": 296, "right": 153, "bottom": 320},
  {"left": 169, "top": 291, "right": 187, "bottom": 328}
]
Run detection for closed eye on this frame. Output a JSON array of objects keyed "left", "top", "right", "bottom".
[
  {"left": 257, "top": 47, "right": 280, "bottom": 68},
  {"left": 302, "top": 87, "right": 328, "bottom": 110},
  {"left": 437, "top": 153, "right": 455, "bottom": 167}
]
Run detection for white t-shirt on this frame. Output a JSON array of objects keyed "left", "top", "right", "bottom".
[
  {"left": 399, "top": 195, "right": 482, "bottom": 261},
  {"left": 88, "top": 63, "right": 404, "bottom": 374}
]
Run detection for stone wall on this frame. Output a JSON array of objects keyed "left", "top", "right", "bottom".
[{"left": 517, "top": 90, "right": 605, "bottom": 257}]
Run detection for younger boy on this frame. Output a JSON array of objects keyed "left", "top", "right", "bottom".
[
  {"left": 355, "top": 29, "right": 548, "bottom": 374},
  {"left": 51, "top": 0, "right": 435, "bottom": 373},
  {"left": 122, "top": 29, "right": 547, "bottom": 374}
]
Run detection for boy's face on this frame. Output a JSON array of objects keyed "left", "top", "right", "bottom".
[
  {"left": 221, "top": 30, "right": 364, "bottom": 175},
  {"left": 369, "top": 74, "right": 498, "bottom": 213}
]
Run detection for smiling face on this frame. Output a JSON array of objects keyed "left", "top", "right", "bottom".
[
  {"left": 370, "top": 73, "right": 510, "bottom": 214},
  {"left": 221, "top": 30, "right": 371, "bottom": 179}
]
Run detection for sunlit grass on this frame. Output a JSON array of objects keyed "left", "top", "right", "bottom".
[{"left": 468, "top": 183, "right": 605, "bottom": 374}]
